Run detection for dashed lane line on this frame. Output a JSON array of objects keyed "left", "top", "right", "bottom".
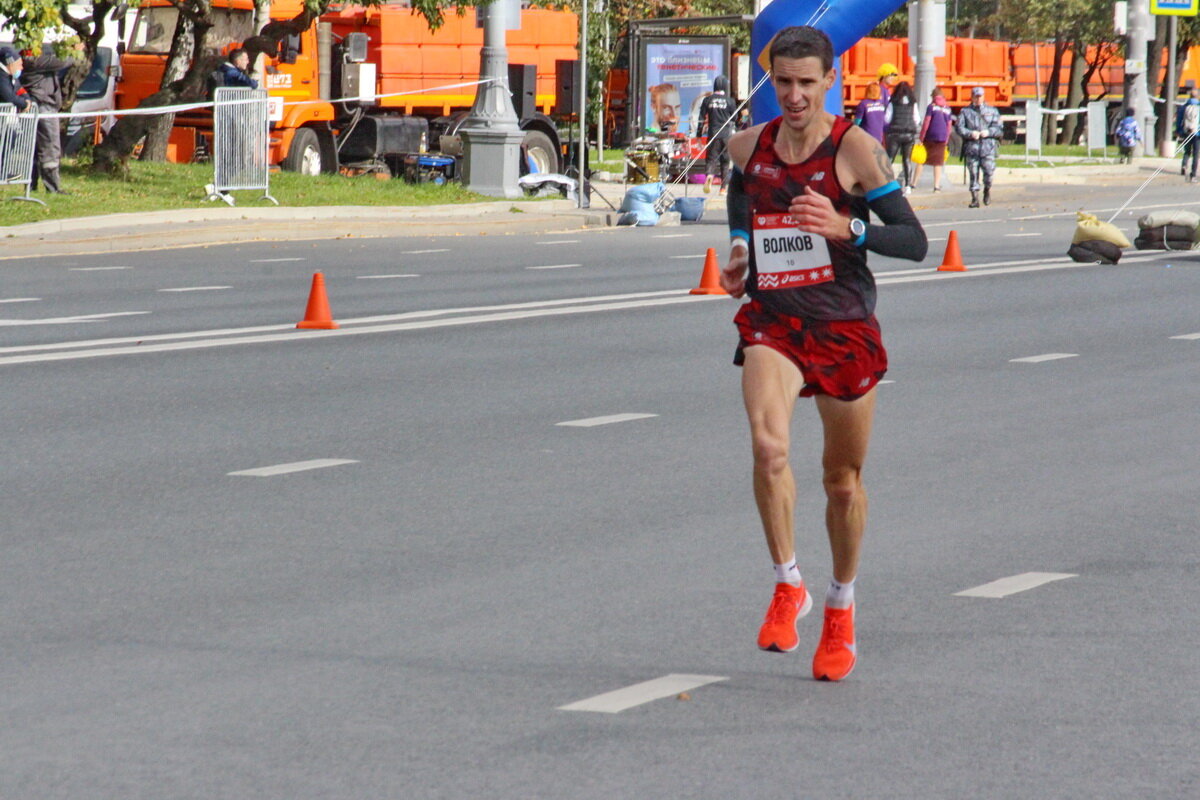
[
  {"left": 228, "top": 459, "right": 359, "bottom": 477},
  {"left": 69, "top": 266, "right": 130, "bottom": 271},
  {"left": 652, "top": 234, "right": 693, "bottom": 239},
  {"left": 535, "top": 240, "right": 580, "bottom": 245},
  {"left": 1004, "top": 232, "right": 1044, "bottom": 237},
  {"left": 357, "top": 274, "right": 420, "bottom": 279},
  {"left": 558, "top": 674, "right": 728, "bottom": 713},
  {"left": 1170, "top": 332, "right": 1200, "bottom": 340},
  {"left": 526, "top": 264, "right": 582, "bottom": 270},
  {"left": 158, "top": 286, "right": 232, "bottom": 293},
  {"left": 0, "top": 311, "right": 149, "bottom": 327},
  {"left": 249, "top": 258, "right": 306, "bottom": 263},
  {"left": 401, "top": 249, "right": 450, "bottom": 255},
  {"left": 556, "top": 413, "right": 658, "bottom": 428},
  {"left": 1009, "top": 353, "right": 1078, "bottom": 363},
  {"left": 669, "top": 254, "right": 707, "bottom": 259},
  {"left": 954, "top": 572, "right": 1077, "bottom": 598},
  {"left": 0, "top": 298, "right": 40, "bottom": 304}
]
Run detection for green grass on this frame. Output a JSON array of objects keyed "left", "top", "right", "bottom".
[{"left": 0, "top": 159, "right": 500, "bottom": 228}]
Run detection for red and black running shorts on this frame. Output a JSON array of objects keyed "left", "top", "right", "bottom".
[{"left": 733, "top": 299, "right": 888, "bottom": 401}]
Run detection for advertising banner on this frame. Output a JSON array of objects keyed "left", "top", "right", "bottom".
[{"left": 640, "top": 37, "right": 729, "bottom": 136}]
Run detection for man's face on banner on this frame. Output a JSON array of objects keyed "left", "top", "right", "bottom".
[{"left": 651, "top": 86, "right": 681, "bottom": 132}]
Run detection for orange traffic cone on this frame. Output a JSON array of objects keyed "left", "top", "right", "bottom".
[
  {"left": 690, "top": 248, "right": 728, "bottom": 295},
  {"left": 296, "top": 272, "right": 339, "bottom": 329},
  {"left": 937, "top": 230, "right": 967, "bottom": 272}
]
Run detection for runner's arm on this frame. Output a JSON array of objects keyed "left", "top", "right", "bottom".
[
  {"left": 721, "top": 127, "right": 761, "bottom": 298},
  {"left": 838, "top": 127, "right": 927, "bottom": 261}
]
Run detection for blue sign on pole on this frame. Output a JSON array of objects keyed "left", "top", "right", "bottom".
[{"left": 1151, "top": 0, "right": 1199, "bottom": 16}]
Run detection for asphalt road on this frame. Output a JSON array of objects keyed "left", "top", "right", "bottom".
[{"left": 1, "top": 182, "right": 1198, "bottom": 798}]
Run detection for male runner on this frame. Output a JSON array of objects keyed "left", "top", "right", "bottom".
[{"left": 720, "top": 26, "right": 927, "bottom": 681}]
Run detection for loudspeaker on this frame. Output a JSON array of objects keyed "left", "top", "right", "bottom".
[
  {"left": 555, "top": 59, "right": 580, "bottom": 116},
  {"left": 508, "top": 63, "right": 536, "bottom": 120}
]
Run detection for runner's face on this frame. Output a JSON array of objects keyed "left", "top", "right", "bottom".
[{"left": 771, "top": 56, "right": 833, "bottom": 132}]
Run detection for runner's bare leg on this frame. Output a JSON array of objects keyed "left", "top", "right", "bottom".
[
  {"left": 815, "top": 390, "right": 876, "bottom": 583},
  {"left": 742, "top": 345, "right": 805, "bottom": 564}
]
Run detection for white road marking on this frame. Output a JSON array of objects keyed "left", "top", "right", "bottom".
[
  {"left": 1170, "top": 332, "right": 1200, "bottom": 340},
  {"left": 69, "top": 266, "right": 130, "bottom": 271},
  {"left": 526, "top": 264, "right": 581, "bottom": 270},
  {"left": 652, "top": 234, "right": 693, "bottom": 239},
  {"left": 401, "top": 248, "right": 450, "bottom": 254},
  {"left": 954, "top": 572, "right": 1077, "bottom": 598},
  {"left": 1009, "top": 353, "right": 1078, "bottom": 363},
  {"left": 556, "top": 413, "right": 659, "bottom": 428},
  {"left": 250, "top": 257, "right": 306, "bottom": 263},
  {"left": 669, "top": 253, "right": 708, "bottom": 259},
  {"left": 357, "top": 274, "right": 420, "bottom": 279},
  {"left": 1004, "top": 232, "right": 1043, "bottom": 237},
  {"left": 228, "top": 459, "right": 359, "bottom": 477},
  {"left": 878, "top": 380, "right": 895, "bottom": 385},
  {"left": 927, "top": 237, "right": 946, "bottom": 243},
  {"left": 536, "top": 240, "right": 579, "bottom": 245},
  {"left": 558, "top": 674, "right": 728, "bottom": 713},
  {"left": 158, "top": 286, "right": 232, "bottom": 293},
  {"left": 0, "top": 291, "right": 715, "bottom": 366},
  {"left": 0, "top": 298, "right": 40, "bottom": 304},
  {"left": 0, "top": 311, "right": 149, "bottom": 327}
]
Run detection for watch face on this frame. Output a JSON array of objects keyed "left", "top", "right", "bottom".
[{"left": 850, "top": 218, "right": 866, "bottom": 237}]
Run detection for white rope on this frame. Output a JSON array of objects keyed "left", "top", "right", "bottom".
[
  {"left": 1106, "top": 130, "right": 1197, "bottom": 224},
  {"left": 35, "top": 78, "right": 495, "bottom": 120}
]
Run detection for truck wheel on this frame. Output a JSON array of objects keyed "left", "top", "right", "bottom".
[
  {"left": 522, "top": 130, "right": 558, "bottom": 174},
  {"left": 283, "top": 128, "right": 322, "bottom": 175}
]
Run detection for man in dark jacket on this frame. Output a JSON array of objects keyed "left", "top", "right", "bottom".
[
  {"left": 0, "top": 46, "right": 28, "bottom": 110},
  {"left": 19, "top": 43, "right": 80, "bottom": 194},
  {"left": 219, "top": 48, "right": 259, "bottom": 89},
  {"left": 698, "top": 75, "right": 735, "bottom": 193}
]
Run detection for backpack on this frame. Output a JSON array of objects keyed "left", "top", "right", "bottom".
[{"left": 1185, "top": 103, "right": 1199, "bottom": 135}]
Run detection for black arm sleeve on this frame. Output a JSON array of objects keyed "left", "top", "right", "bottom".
[
  {"left": 727, "top": 167, "right": 751, "bottom": 243},
  {"left": 865, "top": 186, "right": 928, "bottom": 262}
]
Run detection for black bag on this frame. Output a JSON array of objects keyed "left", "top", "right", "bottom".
[{"left": 1067, "top": 239, "right": 1122, "bottom": 264}]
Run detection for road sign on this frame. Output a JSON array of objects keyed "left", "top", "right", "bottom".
[{"left": 1151, "top": 0, "right": 1198, "bottom": 16}]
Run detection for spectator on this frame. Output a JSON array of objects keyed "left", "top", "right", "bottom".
[
  {"left": 1113, "top": 107, "right": 1141, "bottom": 165},
  {"left": 20, "top": 42, "right": 82, "bottom": 195},
  {"left": 698, "top": 74, "right": 735, "bottom": 193},
  {"left": 219, "top": 48, "right": 259, "bottom": 89},
  {"left": 955, "top": 86, "right": 1002, "bottom": 208},
  {"left": 0, "top": 46, "right": 28, "bottom": 110},
  {"left": 884, "top": 80, "right": 919, "bottom": 194},
  {"left": 1174, "top": 87, "right": 1200, "bottom": 181},
  {"left": 876, "top": 62, "right": 899, "bottom": 105},
  {"left": 912, "top": 86, "right": 953, "bottom": 192},
  {"left": 853, "top": 82, "right": 887, "bottom": 144}
]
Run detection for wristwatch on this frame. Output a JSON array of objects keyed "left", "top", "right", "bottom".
[{"left": 849, "top": 217, "right": 867, "bottom": 246}]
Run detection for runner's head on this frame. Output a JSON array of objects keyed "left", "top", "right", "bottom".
[{"left": 768, "top": 27, "right": 835, "bottom": 132}]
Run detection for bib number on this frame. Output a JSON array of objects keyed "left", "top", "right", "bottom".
[{"left": 752, "top": 213, "right": 833, "bottom": 290}]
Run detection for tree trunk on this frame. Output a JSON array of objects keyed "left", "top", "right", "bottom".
[
  {"left": 142, "top": 14, "right": 197, "bottom": 162},
  {"left": 1043, "top": 37, "right": 1067, "bottom": 146},
  {"left": 1061, "top": 42, "right": 1086, "bottom": 145}
]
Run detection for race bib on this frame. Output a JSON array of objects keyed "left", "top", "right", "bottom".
[{"left": 752, "top": 213, "right": 833, "bottom": 290}]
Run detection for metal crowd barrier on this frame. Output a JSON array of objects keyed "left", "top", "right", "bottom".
[
  {"left": 0, "top": 103, "right": 45, "bottom": 206},
  {"left": 207, "top": 88, "right": 277, "bottom": 206}
]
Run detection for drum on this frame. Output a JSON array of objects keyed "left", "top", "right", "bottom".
[{"left": 626, "top": 150, "right": 660, "bottom": 184}]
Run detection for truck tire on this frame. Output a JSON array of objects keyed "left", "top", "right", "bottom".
[
  {"left": 283, "top": 128, "right": 322, "bottom": 175},
  {"left": 522, "top": 129, "right": 558, "bottom": 174}
]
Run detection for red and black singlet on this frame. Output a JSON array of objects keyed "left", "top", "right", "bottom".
[{"left": 743, "top": 116, "right": 874, "bottom": 321}]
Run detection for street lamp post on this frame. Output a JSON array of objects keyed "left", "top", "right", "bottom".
[{"left": 460, "top": 0, "right": 524, "bottom": 198}]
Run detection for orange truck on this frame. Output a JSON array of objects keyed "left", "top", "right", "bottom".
[{"left": 117, "top": 0, "right": 578, "bottom": 174}]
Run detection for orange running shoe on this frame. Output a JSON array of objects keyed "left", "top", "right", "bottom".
[
  {"left": 812, "top": 604, "right": 857, "bottom": 681},
  {"left": 757, "top": 582, "right": 812, "bottom": 653}
]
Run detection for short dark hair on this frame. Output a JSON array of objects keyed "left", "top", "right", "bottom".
[
  {"left": 228, "top": 47, "right": 248, "bottom": 61},
  {"left": 768, "top": 26, "right": 834, "bottom": 73}
]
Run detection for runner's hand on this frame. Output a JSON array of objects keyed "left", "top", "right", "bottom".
[
  {"left": 722, "top": 242, "right": 749, "bottom": 298},
  {"left": 788, "top": 186, "right": 851, "bottom": 241}
]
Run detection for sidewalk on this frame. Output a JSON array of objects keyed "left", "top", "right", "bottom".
[{"left": 1, "top": 158, "right": 1179, "bottom": 260}]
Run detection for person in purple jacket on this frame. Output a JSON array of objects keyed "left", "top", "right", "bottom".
[
  {"left": 911, "top": 86, "right": 953, "bottom": 192},
  {"left": 852, "top": 82, "right": 887, "bottom": 144}
]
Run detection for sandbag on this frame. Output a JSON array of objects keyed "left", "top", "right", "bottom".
[
  {"left": 1072, "top": 211, "right": 1131, "bottom": 248},
  {"left": 1134, "top": 225, "right": 1196, "bottom": 249},
  {"left": 1068, "top": 239, "right": 1122, "bottom": 264},
  {"left": 1137, "top": 210, "right": 1200, "bottom": 230},
  {"left": 619, "top": 182, "right": 664, "bottom": 226}
]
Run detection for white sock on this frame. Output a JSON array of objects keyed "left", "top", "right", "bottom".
[
  {"left": 826, "top": 577, "right": 856, "bottom": 609},
  {"left": 773, "top": 559, "right": 802, "bottom": 587}
]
